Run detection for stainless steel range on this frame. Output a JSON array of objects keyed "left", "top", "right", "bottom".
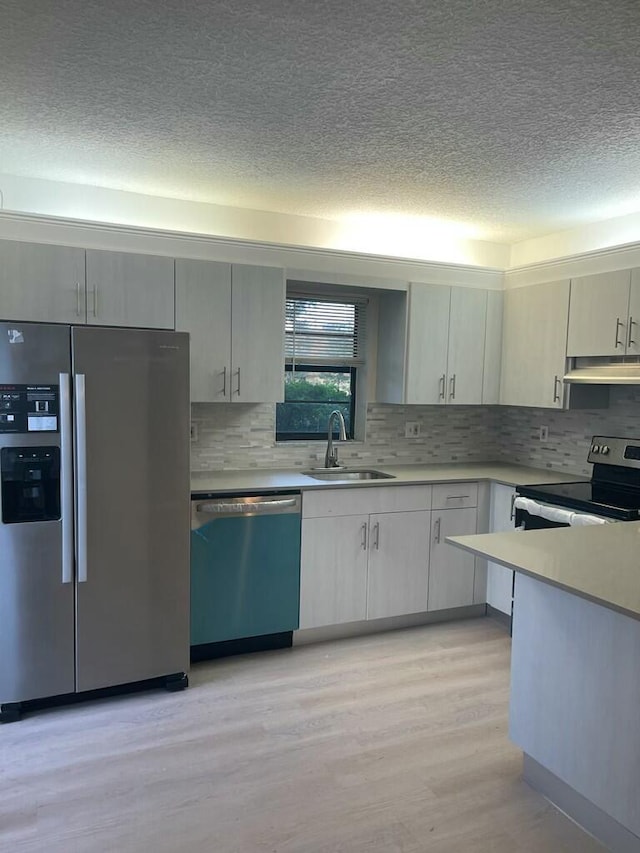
[{"left": 515, "top": 435, "right": 640, "bottom": 529}]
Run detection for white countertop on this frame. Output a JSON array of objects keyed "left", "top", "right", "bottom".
[
  {"left": 448, "top": 522, "right": 640, "bottom": 621},
  {"left": 191, "top": 462, "right": 582, "bottom": 495}
]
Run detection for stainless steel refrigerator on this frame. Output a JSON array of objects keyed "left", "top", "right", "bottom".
[{"left": 0, "top": 322, "right": 190, "bottom": 722}]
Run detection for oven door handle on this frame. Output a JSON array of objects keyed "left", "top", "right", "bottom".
[{"left": 514, "top": 496, "right": 610, "bottom": 526}]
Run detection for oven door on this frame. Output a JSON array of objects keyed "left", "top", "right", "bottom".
[{"left": 514, "top": 496, "right": 611, "bottom": 530}]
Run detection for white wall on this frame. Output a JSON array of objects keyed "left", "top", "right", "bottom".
[
  {"left": 510, "top": 210, "right": 640, "bottom": 268},
  {"left": 0, "top": 173, "right": 509, "bottom": 270}
]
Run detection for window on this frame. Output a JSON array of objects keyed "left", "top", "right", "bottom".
[{"left": 276, "top": 292, "right": 367, "bottom": 440}]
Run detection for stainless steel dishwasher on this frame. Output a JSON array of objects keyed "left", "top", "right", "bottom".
[{"left": 190, "top": 492, "right": 301, "bottom": 660}]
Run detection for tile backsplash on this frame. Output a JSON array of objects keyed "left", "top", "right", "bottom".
[
  {"left": 191, "top": 388, "right": 640, "bottom": 477},
  {"left": 190, "top": 403, "right": 496, "bottom": 471},
  {"left": 499, "top": 387, "right": 640, "bottom": 476}
]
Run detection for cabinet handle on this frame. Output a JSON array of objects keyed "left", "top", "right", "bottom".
[
  {"left": 439, "top": 374, "right": 446, "bottom": 400},
  {"left": 445, "top": 494, "right": 469, "bottom": 501},
  {"left": 510, "top": 492, "right": 516, "bottom": 521},
  {"left": 373, "top": 521, "right": 380, "bottom": 550},
  {"left": 615, "top": 317, "right": 624, "bottom": 348},
  {"left": 629, "top": 317, "right": 636, "bottom": 348},
  {"left": 434, "top": 516, "right": 441, "bottom": 544},
  {"left": 75, "top": 282, "right": 82, "bottom": 316},
  {"left": 221, "top": 366, "right": 227, "bottom": 397},
  {"left": 235, "top": 367, "right": 241, "bottom": 396},
  {"left": 449, "top": 374, "right": 456, "bottom": 399},
  {"left": 553, "top": 375, "right": 562, "bottom": 404},
  {"left": 361, "top": 523, "right": 368, "bottom": 550},
  {"left": 92, "top": 284, "right": 98, "bottom": 317}
]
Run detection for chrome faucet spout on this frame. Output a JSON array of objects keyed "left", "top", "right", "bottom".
[{"left": 325, "top": 410, "right": 347, "bottom": 468}]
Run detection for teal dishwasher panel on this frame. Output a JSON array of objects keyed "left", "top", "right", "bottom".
[{"left": 190, "top": 510, "right": 301, "bottom": 646}]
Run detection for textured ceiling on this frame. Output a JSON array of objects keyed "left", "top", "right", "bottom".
[{"left": 1, "top": 0, "right": 640, "bottom": 242}]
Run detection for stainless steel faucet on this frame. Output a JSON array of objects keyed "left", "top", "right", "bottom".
[{"left": 324, "top": 410, "right": 347, "bottom": 468}]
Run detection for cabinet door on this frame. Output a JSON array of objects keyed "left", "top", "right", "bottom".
[
  {"left": 366, "top": 511, "right": 430, "bottom": 620},
  {"left": 175, "top": 259, "right": 232, "bottom": 402},
  {"left": 482, "top": 290, "right": 503, "bottom": 404},
  {"left": 230, "top": 265, "right": 285, "bottom": 403},
  {"left": 567, "top": 270, "right": 631, "bottom": 357},
  {"left": 487, "top": 484, "right": 515, "bottom": 615},
  {"left": 299, "top": 515, "right": 369, "bottom": 629},
  {"left": 428, "top": 508, "right": 477, "bottom": 611},
  {"left": 0, "top": 239, "right": 86, "bottom": 323},
  {"left": 86, "top": 250, "right": 175, "bottom": 329},
  {"left": 446, "top": 287, "right": 487, "bottom": 405},
  {"left": 626, "top": 270, "right": 640, "bottom": 356},
  {"left": 500, "top": 280, "right": 569, "bottom": 408},
  {"left": 405, "top": 283, "right": 450, "bottom": 404}
]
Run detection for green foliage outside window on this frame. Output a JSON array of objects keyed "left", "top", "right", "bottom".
[{"left": 276, "top": 368, "right": 354, "bottom": 439}]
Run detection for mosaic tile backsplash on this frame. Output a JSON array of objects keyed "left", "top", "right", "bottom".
[
  {"left": 190, "top": 403, "right": 496, "bottom": 471},
  {"left": 191, "top": 388, "right": 640, "bottom": 476}
]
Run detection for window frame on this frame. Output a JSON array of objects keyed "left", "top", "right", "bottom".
[{"left": 275, "top": 364, "right": 357, "bottom": 442}]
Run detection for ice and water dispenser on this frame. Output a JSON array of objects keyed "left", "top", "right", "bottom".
[{"left": 0, "top": 384, "right": 61, "bottom": 524}]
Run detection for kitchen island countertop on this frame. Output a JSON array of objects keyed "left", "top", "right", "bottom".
[
  {"left": 448, "top": 520, "right": 640, "bottom": 621},
  {"left": 191, "top": 462, "right": 582, "bottom": 496}
]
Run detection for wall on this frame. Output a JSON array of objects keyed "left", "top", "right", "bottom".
[
  {"left": 499, "top": 387, "right": 640, "bottom": 477},
  {"left": 0, "top": 174, "right": 510, "bottom": 269},
  {"left": 192, "top": 388, "right": 640, "bottom": 477},
  {"left": 190, "top": 402, "right": 496, "bottom": 471}
]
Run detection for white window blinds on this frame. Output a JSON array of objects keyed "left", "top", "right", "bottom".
[{"left": 285, "top": 293, "right": 368, "bottom": 368}]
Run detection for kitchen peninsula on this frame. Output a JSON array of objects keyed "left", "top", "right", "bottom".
[{"left": 448, "top": 522, "right": 640, "bottom": 852}]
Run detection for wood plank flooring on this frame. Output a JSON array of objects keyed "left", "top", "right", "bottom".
[{"left": 1, "top": 618, "right": 604, "bottom": 852}]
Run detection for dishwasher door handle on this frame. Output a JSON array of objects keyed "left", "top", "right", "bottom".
[{"left": 196, "top": 498, "right": 299, "bottom": 515}]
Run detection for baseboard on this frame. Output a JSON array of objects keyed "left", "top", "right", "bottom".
[
  {"left": 523, "top": 754, "right": 640, "bottom": 853},
  {"left": 293, "top": 604, "right": 487, "bottom": 646},
  {"left": 486, "top": 604, "right": 512, "bottom": 632}
]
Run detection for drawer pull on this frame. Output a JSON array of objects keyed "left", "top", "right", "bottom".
[{"left": 445, "top": 494, "right": 470, "bottom": 501}]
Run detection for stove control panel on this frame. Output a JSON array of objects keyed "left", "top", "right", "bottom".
[{"left": 588, "top": 436, "right": 640, "bottom": 468}]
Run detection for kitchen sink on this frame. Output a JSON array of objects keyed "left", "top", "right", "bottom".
[{"left": 302, "top": 468, "right": 396, "bottom": 481}]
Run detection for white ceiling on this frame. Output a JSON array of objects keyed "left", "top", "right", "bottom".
[{"left": 2, "top": 0, "right": 640, "bottom": 243}]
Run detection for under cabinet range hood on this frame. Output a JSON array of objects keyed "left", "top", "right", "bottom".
[{"left": 564, "top": 357, "right": 640, "bottom": 385}]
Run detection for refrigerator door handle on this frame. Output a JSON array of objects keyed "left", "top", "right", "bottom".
[
  {"left": 59, "top": 373, "right": 74, "bottom": 584},
  {"left": 75, "top": 373, "right": 88, "bottom": 583}
]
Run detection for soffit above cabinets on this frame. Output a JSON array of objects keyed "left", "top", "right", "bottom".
[{"left": 1, "top": 0, "right": 640, "bottom": 244}]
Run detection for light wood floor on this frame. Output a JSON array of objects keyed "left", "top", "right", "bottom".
[{"left": 1, "top": 618, "right": 603, "bottom": 852}]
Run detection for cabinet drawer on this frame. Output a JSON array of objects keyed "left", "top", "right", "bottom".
[
  {"left": 302, "top": 485, "right": 432, "bottom": 518},
  {"left": 432, "top": 482, "right": 478, "bottom": 510}
]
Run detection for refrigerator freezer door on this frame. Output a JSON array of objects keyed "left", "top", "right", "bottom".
[
  {"left": 72, "top": 327, "right": 190, "bottom": 692},
  {"left": 0, "top": 322, "right": 75, "bottom": 703}
]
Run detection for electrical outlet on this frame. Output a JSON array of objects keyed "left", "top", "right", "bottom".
[
  {"left": 190, "top": 422, "right": 198, "bottom": 442},
  {"left": 405, "top": 421, "right": 420, "bottom": 438},
  {"left": 538, "top": 425, "right": 549, "bottom": 442}
]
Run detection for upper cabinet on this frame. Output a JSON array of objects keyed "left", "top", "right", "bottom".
[
  {"left": 377, "top": 284, "right": 501, "bottom": 406},
  {"left": 0, "top": 241, "right": 175, "bottom": 329},
  {"left": 0, "top": 240, "right": 86, "bottom": 324},
  {"left": 444, "top": 286, "right": 489, "bottom": 405},
  {"left": 567, "top": 269, "right": 640, "bottom": 357},
  {"left": 85, "top": 250, "right": 175, "bottom": 329},
  {"left": 500, "top": 280, "right": 569, "bottom": 408},
  {"left": 176, "top": 259, "right": 285, "bottom": 403}
]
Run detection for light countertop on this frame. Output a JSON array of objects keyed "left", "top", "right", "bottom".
[
  {"left": 191, "top": 462, "right": 582, "bottom": 495},
  {"left": 448, "top": 522, "right": 640, "bottom": 621}
]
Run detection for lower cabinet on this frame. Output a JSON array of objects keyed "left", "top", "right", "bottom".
[
  {"left": 486, "top": 483, "right": 516, "bottom": 616},
  {"left": 299, "top": 515, "right": 370, "bottom": 628},
  {"left": 366, "top": 511, "right": 431, "bottom": 620},
  {"left": 428, "top": 507, "right": 478, "bottom": 611},
  {"left": 299, "top": 486, "right": 432, "bottom": 630},
  {"left": 299, "top": 483, "right": 481, "bottom": 631}
]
